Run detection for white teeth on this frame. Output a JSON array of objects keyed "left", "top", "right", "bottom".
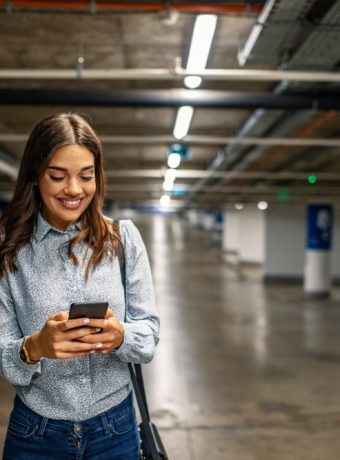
[{"left": 61, "top": 200, "right": 81, "bottom": 206}]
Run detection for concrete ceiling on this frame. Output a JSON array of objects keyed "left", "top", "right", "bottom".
[{"left": 1, "top": 0, "right": 340, "bottom": 211}]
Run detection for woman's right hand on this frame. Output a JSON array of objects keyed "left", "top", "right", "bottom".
[{"left": 25, "top": 312, "right": 103, "bottom": 361}]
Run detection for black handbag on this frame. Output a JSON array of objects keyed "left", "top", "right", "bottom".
[{"left": 117, "top": 233, "right": 168, "bottom": 460}]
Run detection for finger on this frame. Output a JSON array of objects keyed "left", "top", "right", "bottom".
[
  {"left": 65, "top": 327, "right": 101, "bottom": 341},
  {"left": 62, "top": 317, "right": 93, "bottom": 331},
  {"left": 77, "top": 318, "right": 109, "bottom": 329},
  {"left": 77, "top": 330, "right": 114, "bottom": 344},
  {"left": 58, "top": 340, "right": 103, "bottom": 353}
]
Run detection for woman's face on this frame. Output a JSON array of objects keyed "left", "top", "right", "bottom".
[{"left": 38, "top": 144, "right": 96, "bottom": 230}]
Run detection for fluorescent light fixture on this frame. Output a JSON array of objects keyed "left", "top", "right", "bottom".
[
  {"left": 165, "top": 168, "right": 177, "bottom": 182},
  {"left": 184, "top": 75, "right": 202, "bottom": 89},
  {"left": 238, "top": 0, "right": 276, "bottom": 66},
  {"left": 163, "top": 180, "right": 174, "bottom": 192},
  {"left": 185, "top": 14, "right": 217, "bottom": 89},
  {"left": 167, "top": 153, "right": 181, "bottom": 168},
  {"left": 160, "top": 195, "right": 171, "bottom": 206},
  {"left": 257, "top": 201, "right": 268, "bottom": 210},
  {"left": 173, "top": 106, "right": 194, "bottom": 140}
]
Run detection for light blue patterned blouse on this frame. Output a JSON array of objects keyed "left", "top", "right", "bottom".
[{"left": 0, "top": 213, "right": 160, "bottom": 421}]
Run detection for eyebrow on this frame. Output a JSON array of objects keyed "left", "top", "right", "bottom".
[{"left": 46, "top": 165, "right": 95, "bottom": 172}]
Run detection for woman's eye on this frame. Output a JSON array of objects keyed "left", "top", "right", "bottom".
[
  {"left": 49, "top": 176, "right": 65, "bottom": 182},
  {"left": 80, "top": 176, "right": 94, "bottom": 181}
]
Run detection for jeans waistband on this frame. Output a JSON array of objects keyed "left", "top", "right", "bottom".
[{"left": 13, "top": 392, "right": 133, "bottom": 436}]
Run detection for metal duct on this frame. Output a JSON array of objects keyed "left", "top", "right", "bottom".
[
  {"left": 238, "top": 0, "right": 315, "bottom": 66},
  {"left": 287, "top": 0, "right": 340, "bottom": 69},
  {"left": 1, "top": 89, "right": 340, "bottom": 109},
  {"left": 2, "top": 68, "right": 340, "bottom": 83}
]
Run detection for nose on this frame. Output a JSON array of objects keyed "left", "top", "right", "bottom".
[{"left": 64, "top": 178, "right": 82, "bottom": 196}]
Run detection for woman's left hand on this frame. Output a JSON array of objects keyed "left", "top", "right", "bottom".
[{"left": 77, "top": 309, "right": 125, "bottom": 353}]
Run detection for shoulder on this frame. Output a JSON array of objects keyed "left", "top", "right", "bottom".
[
  {"left": 118, "top": 219, "right": 143, "bottom": 246},
  {"left": 103, "top": 216, "right": 144, "bottom": 249}
]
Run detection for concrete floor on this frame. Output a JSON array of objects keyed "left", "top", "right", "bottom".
[{"left": 2, "top": 214, "right": 340, "bottom": 459}]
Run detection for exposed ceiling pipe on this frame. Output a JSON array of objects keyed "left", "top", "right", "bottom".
[
  {"left": 2, "top": 68, "right": 340, "bottom": 83},
  {"left": 1, "top": 181, "right": 340, "bottom": 195},
  {"left": 3, "top": 133, "right": 340, "bottom": 148},
  {"left": 106, "top": 184, "right": 340, "bottom": 194},
  {"left": 0, "top": 1, "right": 263, "bottom": 14},
  {"left": 105, "top": 169, "right": 340, "bottom": 180},
  {"left": 1, "top": 89, "right": 340, "bottom": 110}
]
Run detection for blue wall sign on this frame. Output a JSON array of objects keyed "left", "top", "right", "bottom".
[{"left": 306, "top": 204, "right": 333, "bottom": 250}]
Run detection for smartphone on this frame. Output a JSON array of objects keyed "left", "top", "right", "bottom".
[{"left": 69, "top": 301, "right": 108, "bottom": 320}]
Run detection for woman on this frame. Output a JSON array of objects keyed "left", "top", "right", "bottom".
[{"left": 0, "top": 112, "right": 160, "bottom": 459}]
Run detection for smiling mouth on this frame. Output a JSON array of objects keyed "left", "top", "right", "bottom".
[{"left": 58, "top": 198, "right": 83, "bottom": 209}]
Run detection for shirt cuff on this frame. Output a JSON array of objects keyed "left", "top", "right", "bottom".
[
  {"left": 12, "top": 340, "right": 42, "bottom": 372},
  {"left": 113, "top": 323, "right": 134, "bottom": 361}
]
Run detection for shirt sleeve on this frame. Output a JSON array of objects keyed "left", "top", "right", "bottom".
[
  {"left": 0, "top": 273, "right": 41, "bottom": 386},
  {"left": 114, "top": 220, "right": 160, "bottom": 364}
]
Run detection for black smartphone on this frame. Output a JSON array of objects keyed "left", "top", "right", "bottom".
[{"left": 69, "top": 301, "right": 108, "bottom": 320}]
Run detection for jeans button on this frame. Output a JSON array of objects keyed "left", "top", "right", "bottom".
[{"left": 74, "top": 423, "right": 81, "bottom": 433}]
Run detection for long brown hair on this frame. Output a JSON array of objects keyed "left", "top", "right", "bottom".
[{"left": 0, "top": 112, "right": 120, "bottom": 280}]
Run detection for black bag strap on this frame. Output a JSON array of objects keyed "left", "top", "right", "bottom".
[{"left": 116, "top": 226, "right": 161, "bottom": 460}]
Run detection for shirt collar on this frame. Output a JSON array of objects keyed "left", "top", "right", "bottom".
[{"left": 34, "top": 212, "right": 82, "bottom": 242}]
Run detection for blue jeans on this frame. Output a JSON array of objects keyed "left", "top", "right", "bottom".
[{"left": 3, "top": 393, "right": 140, "bottom": 460}]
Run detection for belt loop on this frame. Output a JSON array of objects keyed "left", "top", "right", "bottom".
[
  {"left": 100, "top": 413, "right": 111, "bottom": 436},
  {"left": 36, "top": 416, "right": 48, "bottom": 438}
]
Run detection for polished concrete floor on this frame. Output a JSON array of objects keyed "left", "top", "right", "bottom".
[{"left": 2, "top": 214, "right": 340, "bottom": 459}]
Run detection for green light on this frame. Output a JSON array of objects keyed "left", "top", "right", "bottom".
[
  {"left": 308, "top": 175, "right": 317, "bottom": 184},
  {"left": 277, "top": 190, "right": 291, "bottom": 202}
]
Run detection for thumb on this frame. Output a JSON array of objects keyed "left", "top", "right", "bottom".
[
  {"left": 49, "top": 311, "right": 68, "bottom": 322},
  {"left": 105, "top": 308, "right": 115, "bottom": 319}
]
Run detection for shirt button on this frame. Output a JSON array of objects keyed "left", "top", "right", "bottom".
[
  {"left": 80, "top": 378, "right": 88, "bottom": 384},
  {"left": 74, "top": 423, "right": 81, "bottom": 433}
]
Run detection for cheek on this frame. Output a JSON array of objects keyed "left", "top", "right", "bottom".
[
  {"left": 86, "top": 183, "right": 96, "bottom": 198},
  {"left": 39, "top": 182, "right": 60, "bottom": 199}
]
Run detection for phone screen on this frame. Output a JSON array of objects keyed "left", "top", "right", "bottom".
[{"left": 69, "top": 301, "right": 108, "bottom": 320}]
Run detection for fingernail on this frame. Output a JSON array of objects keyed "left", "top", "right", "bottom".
[
  {"left": 96, "top": 328, "right": 102, "bottom": 333},
  {"left": 96, "top": 343, "right": 103, "bottom": 349},
  {"left": 83, "top": 318, "right": 90, "bottom": 324},
  {"left": 90, "top": 350, "right": 96, "bottom": 354}
]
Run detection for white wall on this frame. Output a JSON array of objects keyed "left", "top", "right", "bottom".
[
  {"left": 223, "top": 206, "right": 266, "bottom": 264},
  {"left": 264, "top": 204, "right": 305, "bottom": 278},
  {"left": 222, "top": 210, "right": 239, "bottom": 253}
]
